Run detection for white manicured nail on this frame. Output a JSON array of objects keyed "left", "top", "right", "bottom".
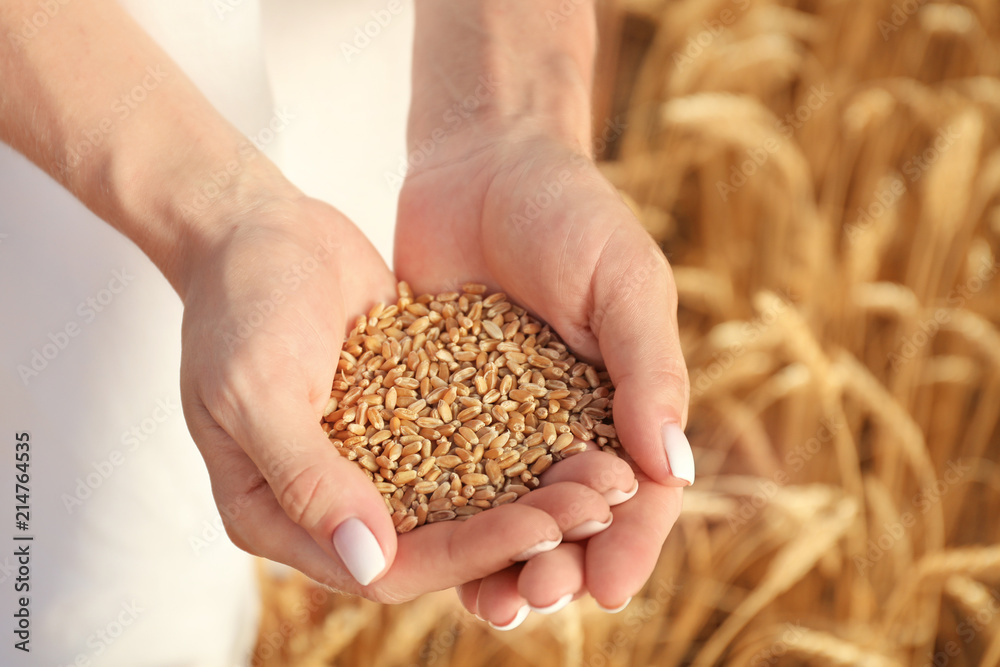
[
  {"left": 563, "top": 516, "right": 613, "bottom": 541},
  {"left": 598, "top": 597, "right": 632, "bottom": 614},
  {"left": 604, "top": 479, "right": 639, "bottom": 506},
  {"left": 489, "top": 605, "right": 530, "bottom": 631},
  {"left": 663, "top": 423, "right": 695, "bottom": 485},
  {"left": 531, "top": 593, "right": 573, "bottom": 615},
  {"left": 513, "top": 538, "right": 561, "bottom": 562},
  {"left": 332, "top": 518, "right": 385, "bottom": 586}
]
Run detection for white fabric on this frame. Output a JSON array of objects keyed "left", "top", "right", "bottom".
[{"left": 0, "top": 0, "right": 412, "bottom": 664}]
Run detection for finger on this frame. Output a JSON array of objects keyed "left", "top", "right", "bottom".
[
  {"left": 372, "top": 482, "right": 614, "bottom": 601},
  {"left": 371, "top": 503, "right": 564, "bottom": 600},
  {"left": 188, "top": 419, "right": 379, "bottom": 593},
  {"left": 482, "top": 167, "right": 694, "bottom": 487},
  {"left": 589, "top": 220, "right": 694, "bottom": 487},
  {"left": 518, "top": 543, "right": 585, "bottom": 613},
  {"left": 203, "top": 427, "right": 571, "bottom": 602},
  {"left": 514, "top": 481, "right": 613, "bottom": 542},
  {"left": 477, "top": 568, "right": 530, "bottom": 631},
  {"left": 539, "top": 450, "right": 638, "bottom": 506},
  {"left": 457, "top": 581, "right": 483, "bottom": 618},
  {"left": 185, "top": 386, "right": 396, "bottom": 588},
  {"left": 585, "top": 480, "right": 683, "bottom": 609}
]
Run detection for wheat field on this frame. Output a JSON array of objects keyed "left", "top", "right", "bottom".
[{"left": 254, "top": 1, "right": 1000, "bottom": 664}]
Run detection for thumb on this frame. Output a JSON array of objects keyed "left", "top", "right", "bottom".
[
  {"left": 200, "top": 372, "right": 398, "bottom": 587},
  {"left": 590, "top": 225, "right": 694, "bottom": 487}
]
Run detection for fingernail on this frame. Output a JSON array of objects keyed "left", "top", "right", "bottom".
[
  {"left": 531, "top": 593, "right": 573, "bottom": 615},
  {"left": 598, "top": 597, "right": 632, "bottom": 614},
  {"left": 563, "top": 515, "right": 613, "bottom": 541},
  {"left": 663, "top": 423, "right": 695, "bottom": 485},
  {"left": 604, "top": 479, "right": 639, "bottom": 506},
  {"left": 513, "top": 538, "right": 561, "bottom": 562},
  {"left": 332, "top": 518, "right": 386, "bottom": 586},
  {"left": 489, "top": 605, "right": 530, "bottom": 631}
]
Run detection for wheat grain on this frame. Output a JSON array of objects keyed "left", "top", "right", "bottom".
[{"left": 323, "top": 282, "right": 621, "bottom": 532}]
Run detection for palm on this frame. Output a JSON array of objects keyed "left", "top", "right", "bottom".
[
  {"left": 178, "top": 199, "right": 399, "bottom": 585},
  {"left": 395, "top": 137, "right": 686, "bottom": 621},
  {"left": 396, "top": 136, "right": 620, "bottom": 367},
  {"left": 181, "top": 198, "right": 397, "bottom": 429},
  {"left": 177, "top": 197, "right": 630, "bottom": 603}
]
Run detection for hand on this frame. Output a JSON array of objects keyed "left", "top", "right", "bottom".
[
  {"left": 3, "top": 0, "right": 620, "bottom": 610},
  {"left": 178, "top": 193, "right": 620, "bottom": 603},
  {"left": 395, "top": 128, "right": 693, "bottom": 622}
]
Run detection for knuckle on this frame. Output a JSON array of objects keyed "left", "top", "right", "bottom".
[
  {"left": 615, "top": 358, "right": 690, "bottom": 407},
  {"left": 651, "top": 364, "right": 691, "bottom": 408},
  {"left": 367, "top": 587, "right": 413, "bottom": 605},
  {"left": 214, "top": 473, "right": 269, "bottom": 555},
  {"left": 274, "top": 463, "right": 329, "bottom": 527},
  {"left": 649, "top": 362, "right": 690, "bottom": 394},
  {"left": 592, "top": 243, "right": 676, "bottom": 338}
]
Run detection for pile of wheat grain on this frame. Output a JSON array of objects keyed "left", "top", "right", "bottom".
[
  {"left": 322, "top": 282, "right": 620, "bottom": 534},
  {"left": 254, "top": 1, "right": 1000, "bottom": 665}
]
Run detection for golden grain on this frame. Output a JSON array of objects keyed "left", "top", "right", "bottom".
[{"left": 322, "top": 283, "right": 620, "bottom": 534}]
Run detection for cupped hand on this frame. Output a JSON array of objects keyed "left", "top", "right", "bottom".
[
  {"left": 177, "top": 194, "right": 610, "bottom": 602},
  {"left": 395, "top": 128, "right": 693, "bottom": 621}
]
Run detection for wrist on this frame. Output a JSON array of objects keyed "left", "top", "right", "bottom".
[
  {"left": 0, "top": 1, "right": 302, "bottom": 300},
  {"left": 409, "top": 0, "right": 596, "bottom": 160},
  {"left": 97, "top": 107, "right": 302, "bottom": 299}
]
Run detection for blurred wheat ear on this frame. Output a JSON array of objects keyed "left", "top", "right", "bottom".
[{"left": 255, "top": 1, "right": 1000, "bottom": 665}]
